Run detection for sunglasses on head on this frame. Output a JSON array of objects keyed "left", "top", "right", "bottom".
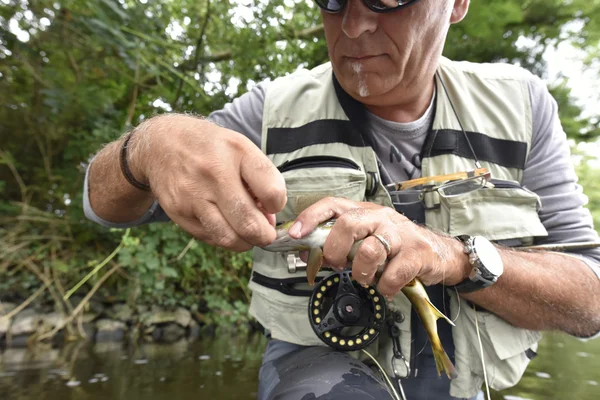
[{"left": 314, "top": 0, "right": 420, "bottom": 14}]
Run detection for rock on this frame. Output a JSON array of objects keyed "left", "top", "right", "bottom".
[
  {"left": 95, "top": 319, "right": 126, "bottom": 342},
  {"left": 43, "top": 312, "right": 66, "bottom": 329},
  {"left": 143, "top": 307, "right": 191, "bottom": 328},
  {"left": 82, "top": 322, "right": 96, "bottom": 339},
  {"left": 108, "top": 303, "right": 133, "bottom": 323},
  {"left": 9, "top": 309, "right": 41, "bottom": 336},
  {"left": 188, "top": 320, "right": 201, "bottom": 340},
  {"left": 7, "top": 334, "right": 29, "bottom": 348},
  {"left": 0, "top": 302, "right": 16, "bottom": 315},
  {"left": 175, "top": 307, "right": 191, "bottom": 327},
  {"left": 82, "top": 313, "right": 98, "bottom": 324},
  {"left": 0, "top": 318, "right": 9, "bottom": 336},
  {"left": 160, "top": 323, "right": 185, "bottom": 343},
  {"left": 151, "top": 326, "right": 162, "bottom": 342}
]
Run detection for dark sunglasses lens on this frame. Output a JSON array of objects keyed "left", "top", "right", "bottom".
[
  {"left": 314, "top": 0, "right": 417, "bottom": 13},
  {"left": 314, "top": 0, "right": 346, "bottom": 12},
  {"left": 366, "top": 0, "right": 416, "bottom": 12}
]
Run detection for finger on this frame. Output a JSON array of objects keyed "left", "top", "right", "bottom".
[
  {"left": 290, "top": 197, "right": 379, "bottom": 239},
  {"left": 216, "top": 176, "right": 277, "bottom": 247},
  {"left": 376, "top": 255, "right": 418, "bottom": 299},
  {"left": 172, "top": 202, "right": 254, "bottom": 252},
  {"left": 322, "top": 208, "right": 382, "bottom": 268},
  {"left": 351, "top": 234, "right": 390, "bottom": 286},
  {"left": 256, "top": 200, "right": 277, "bottom": 227},
  {"left": 239, "top": 145, "right": 287, "bottom": 214}
]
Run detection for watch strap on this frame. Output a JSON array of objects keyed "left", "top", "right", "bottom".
[{"left": 450, "top": 235, "right": 489, "bottom": 294}]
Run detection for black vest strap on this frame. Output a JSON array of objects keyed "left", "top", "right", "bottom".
[
  {"left": 421, "top": 129, "right": 528, "bottom": 170},
  {"left": 251, "top": 272, "right": 319, "bottom": 297}
]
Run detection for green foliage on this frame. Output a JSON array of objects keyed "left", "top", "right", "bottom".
[{"left": 1, "top": 0, "right": 599, "bottom": 327}]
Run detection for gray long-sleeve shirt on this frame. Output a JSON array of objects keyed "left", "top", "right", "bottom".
[{"left": 83, "top": 70, "right": 600, "bottom": 279}]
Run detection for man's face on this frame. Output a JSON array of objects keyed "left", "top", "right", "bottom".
[{"left": 321, "top": 0, "right": 461, "bottom": 104}]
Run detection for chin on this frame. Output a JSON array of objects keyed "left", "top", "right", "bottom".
[{"left": 336, "top": 60, "right": 397, "bottom": 99}]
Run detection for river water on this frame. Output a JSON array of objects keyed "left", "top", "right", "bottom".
[{"left": 0, "top": 331, "right": 598, "bottom": 400}]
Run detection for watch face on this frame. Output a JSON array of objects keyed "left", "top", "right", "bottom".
[{"left": 473, "top": 236, "right": 504, "bottom": 277}]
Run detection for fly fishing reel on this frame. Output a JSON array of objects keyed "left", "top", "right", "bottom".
[{"left": 308, "top": 271, "right": 387, "bottom": 351}]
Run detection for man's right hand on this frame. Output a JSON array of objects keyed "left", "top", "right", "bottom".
[{"left": 87, "top": 114, "right": 287, "bottom": 252}]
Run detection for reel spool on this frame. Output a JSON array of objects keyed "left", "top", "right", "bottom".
[{"left": 308, "top": 271, "right": 387, "bottom": 351}]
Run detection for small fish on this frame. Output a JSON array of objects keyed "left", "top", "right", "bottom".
[{"left": 261, "top": 219, "right": 458, "bottom": 380}]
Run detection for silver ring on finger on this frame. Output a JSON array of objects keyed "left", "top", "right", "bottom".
[{"left": 372, "top": 233, "right": 391, "bottom": 258}]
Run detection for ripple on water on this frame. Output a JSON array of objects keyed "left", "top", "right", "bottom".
[
  {"left": 215, "top": 371, "right": 222, "bottom": 376},
  {"left": 66, "top": 380, "right": 81, "bottom": 388},
  {"left": 535, "top": 372, "right": 552, "bottom": 379},
  {"left": 576, "top": 352, "right": 592, "bottom": 358},
  {"left": 587, "top": 380, "right": 598, "bottom": 386},
  {"left": 199, "top": 355, "right": 210, "bottom": 360},
  {"left": 89, "top": 378, "right": 99, "bottom": 383},
  {"left": 504, "top": 396, "right": 533, "bottom": 400},
  {"left": 134, "top": 359, "right": 149, "bottom": 365}
]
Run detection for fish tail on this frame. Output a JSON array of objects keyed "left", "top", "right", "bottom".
[
  {"left": 306, "top": 247, "right": 324, "bottom": 286},
  {"left": 432, "top": 341, "right": 458, "bottom": 380}
]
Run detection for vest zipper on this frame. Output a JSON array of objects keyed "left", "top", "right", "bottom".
[{"left": 277, "top": 156, "right": 361, "bottom": 173}]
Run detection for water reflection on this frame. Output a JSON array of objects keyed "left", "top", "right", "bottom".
[
  {"left": 0, "top": 332, "right": 598, "bottom": 400},
  {"left": 0, "top": 332, "right": 267, "bottom": 400}
]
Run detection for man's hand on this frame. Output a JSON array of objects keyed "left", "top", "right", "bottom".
[
  {"left": 88, "top": 114, "right": 287, "bottom": 252},
  {"left": 289, "top": 197, "right": 469, "bottom": 299}
]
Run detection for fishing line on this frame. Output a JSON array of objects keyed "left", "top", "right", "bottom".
[
  {"left": 362, "top": 349, "right": 404, "bottom": 400},
  {"left": 473, "top": 304, "right": 492, "bottom": 400},
  {"left": 451, "top": 286, "right": 461, "bottom": 323}
]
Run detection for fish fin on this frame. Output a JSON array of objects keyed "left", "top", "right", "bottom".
[
  {"left": 424, "top": 296, "right": 455, "bottom": 326},
  {"left": 306, "top": 247, "right": 324, "bottom": 286},
  {"left": 433, "top": 343, "right": 458, "bottom": 380}
]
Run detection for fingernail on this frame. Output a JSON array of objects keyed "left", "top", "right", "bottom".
[{"left": 289, "top": 221, "right": 302, "bottom": 238}]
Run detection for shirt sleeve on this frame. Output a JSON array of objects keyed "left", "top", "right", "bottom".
[
  {"left": 82, "top": 81, "right": 269, "bottom": 228},
  {"left": 524, "top": 75, "right": 600, "bottom": 339},
  {"left": 524, "top": 76, "right": 600, "bottom": 275}
]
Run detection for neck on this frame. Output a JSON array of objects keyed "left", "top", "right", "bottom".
[{"left": 365, "top": 76, "right": 436, "bottom": 123}]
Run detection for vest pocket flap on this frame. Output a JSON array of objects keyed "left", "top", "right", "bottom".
[
  {"left": 483, "top": 313, "right": 542, "bottom": 360},
  {"left": 280, "top": 157, "right": 368, "bottom": 215},
  {"left": 440, "top": 187, "right": 548, "bottom": 242}
]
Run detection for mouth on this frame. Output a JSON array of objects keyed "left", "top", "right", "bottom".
[{"left": 346, "top": 55, "right": 381, "bottom": 61}]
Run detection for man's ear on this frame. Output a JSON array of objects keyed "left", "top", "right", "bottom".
[{"left": 450, "top": 0, "right": 469, "bottom": 24}]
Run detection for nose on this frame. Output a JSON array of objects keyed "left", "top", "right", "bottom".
[{"left": 341, "top": 0, "right": 378, "bottom": 39}]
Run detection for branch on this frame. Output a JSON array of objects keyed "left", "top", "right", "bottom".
[
  {"left": 173, "top": 0, "right": 212, "bottom": 105},
  {"left": 125, "top": 55, "right": 141, "bottom": 128},
  {"left": 38, "top": 263, "right": 122, "bottom": 341},
  {"left": 0, "top": 283, "right": 50, "bottom": 322},
  {"left": 178, "top": 24, "right": 323, "bottom": 71},
  {"left": 0, "top": 149, "right": 28, "bottom": 204}
]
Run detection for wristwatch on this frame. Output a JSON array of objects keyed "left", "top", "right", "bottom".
[{"left": 451, "top": 235, "right": 504, "bottom": 293}]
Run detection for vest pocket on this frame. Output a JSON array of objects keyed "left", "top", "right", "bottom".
[
  {"left": 450, "top": 295, "right": 541, "bottom": 393},
  {"left": 438, "top": 184, "right": 548, "bottom": 244},
  {"left": 277, "top": 156, "right": 368, "bottom": 216}
]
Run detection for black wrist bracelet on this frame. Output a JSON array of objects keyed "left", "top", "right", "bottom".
[{"left": 119, "top": 131, "right": 151, "bottom": 192}]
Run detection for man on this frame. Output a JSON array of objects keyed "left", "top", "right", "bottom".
[{"left": 84, "top": 0, "right": 600, "bottom": 399}]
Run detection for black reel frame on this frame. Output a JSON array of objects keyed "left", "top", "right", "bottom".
[{"left": 308, "top": 271, "right": 387, "bottom": 351}]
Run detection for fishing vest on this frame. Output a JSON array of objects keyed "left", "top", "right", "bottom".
[{"left": 248, "top": 58, "right": 548, "bottom": 398}]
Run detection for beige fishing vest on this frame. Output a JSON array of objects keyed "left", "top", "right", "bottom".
[{"left": 248, "top": 58, "right": 548, "bottom": 398}]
